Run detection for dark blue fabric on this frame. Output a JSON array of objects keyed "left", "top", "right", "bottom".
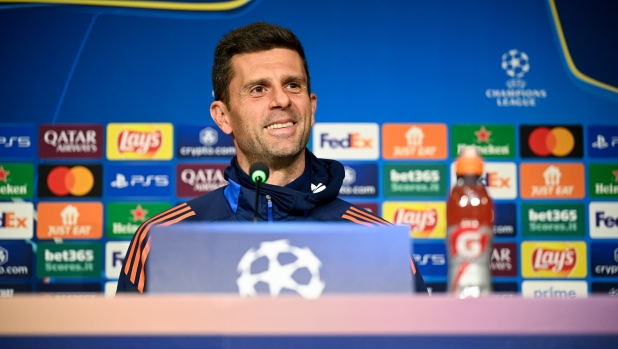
[{"left": 116, "top": 149, "right": 426, "bottom": 293}]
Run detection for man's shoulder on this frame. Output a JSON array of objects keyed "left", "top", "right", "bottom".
[
  {"left": 185, "top": 186, "right": 233, "bottom": 221},
  {"left": 310, "top": 198, "right": 391, "bottom": 226}
]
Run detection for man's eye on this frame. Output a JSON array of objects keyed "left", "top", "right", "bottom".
[
  {"left": 251, "top": 86, "right": 264, "bottom": 93},
  {"left": 287, "top": 83, "right": 301, "bottom": 90}
]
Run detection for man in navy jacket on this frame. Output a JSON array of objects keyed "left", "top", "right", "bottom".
[{"left": 117, "top": 22, "right": 426, "bottom": 294}]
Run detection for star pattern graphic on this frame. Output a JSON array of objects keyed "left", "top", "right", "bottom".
[
  {"left": 0, "top": 166, "right": 9, "bottom": 182},
  {"left": 475, "top": 126, "right": 492, "bottom": 143},
  {"left": 130, "top": 204, "right": 149, "bottom": 222},
  {"left": 613, "top": 170, "right": 618, "bottom": 182}
]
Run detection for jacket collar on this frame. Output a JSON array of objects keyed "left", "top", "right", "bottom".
[{"left": 223, "top": 149, "right": 344, "bottom": 218}]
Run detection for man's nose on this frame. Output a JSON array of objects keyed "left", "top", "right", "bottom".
[{"left": 269, "top": 85, "right": 291, "bottom": 109}]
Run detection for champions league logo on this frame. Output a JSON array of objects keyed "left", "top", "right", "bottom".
[
  {"left": 486, "top": 49, "right": 547, "bottom": 107},
  {"left": 236, "top": 240, "right": 325, "bottom": 299}
]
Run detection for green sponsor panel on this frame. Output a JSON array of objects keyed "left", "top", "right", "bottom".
[
  {"left": 36, "top": 243, "right": 102, "bottom": 278},
  {"left": 450, "top": 124, "right": 515, "bottom": 158},
  {"left": 589, "top": 164, "right": 618, "bottom": 198},
  {"left": 106, "top": 202, "right": 172, "bottom": 238},
  {"left": 521, "top": 203, "right": 585, "bottom": 238},
  {"left": 0, "top": 163, "right": 34, "bottom": 198},
  {"left": 384, "top": 164, "right": 446, "bottom": 197}
]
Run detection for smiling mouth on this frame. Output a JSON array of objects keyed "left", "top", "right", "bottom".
[{"left": 266, "top": 122, "right": 295, "bottom": 130}]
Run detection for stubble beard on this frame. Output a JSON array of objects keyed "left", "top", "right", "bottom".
[{"left": 231, "top": 109, "right": 309, "bottom": 170}]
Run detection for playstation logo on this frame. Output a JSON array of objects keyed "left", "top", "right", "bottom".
[
  {"left": 592, "top": 135, "right": 609, "bottom": 149},
  {"left": 111, "top": 173, "right": 129, "bottom": 188}
]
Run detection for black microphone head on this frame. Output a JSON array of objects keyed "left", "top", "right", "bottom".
[{"left": 250, "top": 162, "right": 269, "bottom": 183}]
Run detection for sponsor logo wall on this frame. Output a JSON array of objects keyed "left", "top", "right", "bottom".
[{"left": 0, "top": 121, "right": 617, "bottom": 295}]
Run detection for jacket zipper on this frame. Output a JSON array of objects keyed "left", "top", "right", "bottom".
[{"left": 266, "top": 195, "right": 273, "bottom": 223}]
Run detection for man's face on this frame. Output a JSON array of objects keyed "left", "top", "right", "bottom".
[{"left": 218, "top": 48, "right": 316, "bottom": 167}]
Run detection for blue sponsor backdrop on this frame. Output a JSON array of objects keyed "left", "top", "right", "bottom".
[
  {"left": 588, "top": 126, "right": 618, "bottom": 158},
  {"left": 494, "top": 203, "right": 517, "bottom": 238},
  {"left": 176, "top": 124, "right": 236, "bottom": 159},
  {"left": 339, "top": 163, "right": 378, "bottom": 197},
  {"left": 0, "top": 242, "right": 32, "bottom": 278},
  {"left": 0, "top": 125, "right": 36, "bottom": 159},
  {"left": 590, "top": 243, "right": 618, "bottom": 277},
  {"left": 105, "top": 165, "right": 172, "bottom": 197},
  {"left": 412, "top": 243, "right": 447, "bottom": 277},
  {"left": 0, "top": 0, "right": 616, "bottom": 295}
]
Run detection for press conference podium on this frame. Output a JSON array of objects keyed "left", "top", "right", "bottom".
[
  {"left": 1, "top": 295, "right": 617, "bottom": 348},
  {"left": 1, "top": 224, "right": 616, "bottom": 348}
]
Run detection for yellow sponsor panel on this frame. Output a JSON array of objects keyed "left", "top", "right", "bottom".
[
  {"left": 107, "top": 123, "right": 173, "bottom": 160},
  {"left": 382, "top": 201, "right": 446, "bottom": 238},
  {"left": 521, "top": 241, "right": 587, "bottom": 278}
]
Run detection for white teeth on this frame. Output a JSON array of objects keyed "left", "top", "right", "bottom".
[{"left": 266, "top": 122, "right": 294, "bottom": 130}]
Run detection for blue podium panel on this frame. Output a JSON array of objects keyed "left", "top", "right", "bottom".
[{"left": 147, "top": 223, "right": 413, "bottom": 295}]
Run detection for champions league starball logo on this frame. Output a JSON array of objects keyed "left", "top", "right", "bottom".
[
  {"left": 501, "top": 49, "right": 530, "bottom": 79},
  {"left": 236, "top": 240, "right": 325, "bottom": 299},
  {"left": 486, "top": 49, "right": 547, "bottom": 107}
]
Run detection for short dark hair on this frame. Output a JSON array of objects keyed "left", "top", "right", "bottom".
[{"left": 212, "top": 22, "right": 311, "bottom": 107}]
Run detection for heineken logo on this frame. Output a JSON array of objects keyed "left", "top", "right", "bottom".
[
  {"left": 0, "top": 164, "right": 33, "bottom": 198},
  {"left": 450, "top": 125, "right": 515, "bottom": 158},
  {"left": 106, "top": 202, "right": 170, "bottom": 238},
  {"left": 589, "top": 164, "right": 618, "bottom": 198}
]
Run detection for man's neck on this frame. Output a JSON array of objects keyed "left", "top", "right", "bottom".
[{"left": 237, "top": 149, "right": 306, "bottom": 187}]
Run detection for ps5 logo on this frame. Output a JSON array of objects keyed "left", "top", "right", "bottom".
[
  {"left": 0, "top": 136, "right": 30, "bottom": 148},
  {"left": 413, "top": 253, "right": 446, "bottom": 266},
  {"left": 111, "top": 173, "right": 169, "bottom": 188},
  {"left": 591, "top": 134, "right": 618, "bottom": 149}
]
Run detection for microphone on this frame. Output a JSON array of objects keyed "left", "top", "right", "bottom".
[{"left": 249, "top": 162, "right": 269, "bottom": 222}]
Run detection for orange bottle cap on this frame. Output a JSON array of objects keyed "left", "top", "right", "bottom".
[{"left": 455, "top": 147, "right": 484, "bottom": 176}]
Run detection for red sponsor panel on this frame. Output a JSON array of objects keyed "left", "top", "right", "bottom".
[
  {"left": 176, "top": 163, "right": 228, "bottom": 198},
  {"left": 39, "top": 124, "right": 103, "bottom": 159},
  {"left": 491, "top": 243, "right": 518, "bottom": 277}
]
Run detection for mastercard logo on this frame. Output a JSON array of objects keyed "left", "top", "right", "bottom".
[
  {"left": 47, "top": 166, "right": 93, "bottom": 196},
  {"left": 38, "top": 164, "right": 102, "bottom": 198},
  {"left": 521, "top": 125, "right": 582, "bottom": 158}
]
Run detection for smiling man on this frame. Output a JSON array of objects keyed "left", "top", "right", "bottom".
[{"left": 117, "top": 22, "right": 426, "bottom": 293}]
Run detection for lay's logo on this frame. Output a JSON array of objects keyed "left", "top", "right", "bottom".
[
  {"left": 382, "top": 202, "right": 446, "bottom": 238},
  {"left": 393, "top": 208, "right": 437, "bottom": 234},
  {"left": 107, "top": 124, "right": 173, "bottom": 160},
  {"left": 522, "top": 242, "right": 587, "bottom": 278}
]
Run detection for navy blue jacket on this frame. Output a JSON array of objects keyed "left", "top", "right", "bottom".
[{"left": 117, "top": 150, "right": 426, "bottom": 293}]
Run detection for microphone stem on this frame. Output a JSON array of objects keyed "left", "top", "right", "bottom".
[{"left": 253, "top": 179, "right": 262, "bottom": 222}]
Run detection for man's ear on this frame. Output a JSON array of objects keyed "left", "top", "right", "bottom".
[
  {"left": 310, "top": 92, "right": 317, "bottom": 126},
  {"left": 210, "top": 101, "right": 233, "bottom": 135}
]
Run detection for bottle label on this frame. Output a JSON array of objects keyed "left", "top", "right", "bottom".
[{"left": 447, "top": 224, "right": 493, "bottom": 296}]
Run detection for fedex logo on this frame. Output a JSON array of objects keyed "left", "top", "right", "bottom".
[
  {"left": 312, "top": 123, "right": 379, "bottom": 160},
  {"left": 451, "top": 162, "right": 517, "bottom": 199},
  {"left": 483, "top": 171, "right": 510, "bottom": 188},
  {"left": 0, "top": 212, "right": 27, "bottom": 228},
  {"left": 590, "top": 203, "right": 618, "bottom": 238},
  {"left": 105, "top": 241, "right": 130, "bottom": 279},
  {"left": 320, "top": 133, "right": 372, "bottom": 149}
]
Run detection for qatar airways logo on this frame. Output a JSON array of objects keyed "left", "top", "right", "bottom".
[{"left": 177, "top": 164, "right": 228, "bottom": 197}]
